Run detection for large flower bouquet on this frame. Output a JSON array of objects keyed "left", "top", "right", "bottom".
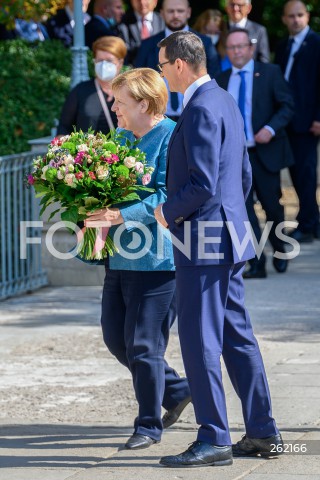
[{"left": 28, "top": 130, "right": 154, "bottom": 260}]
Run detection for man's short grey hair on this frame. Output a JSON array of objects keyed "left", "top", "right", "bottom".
[{"left": 158, "top": 31, "right": 207, "bottom": 72}]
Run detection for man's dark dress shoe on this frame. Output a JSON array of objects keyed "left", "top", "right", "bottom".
[
  {"left": 162, "top": 395, "right": 192, "bottom": 429},
  {"left": 243, "top": 265, "right": 267, "bottom": 279},
  {"left": 125, "top": 433, "right": 159, "bottom": 450},
  {"left": 273, "top": 257, "right": 288, "bottom": 273},
  {"left": 159, "top": 441, "right": 233, "bottom": 467},
  {"left": 232, "top": 433, "right": 283, "bottom": 457},
  {"left": 289, "top": 229, "right": 313, "bottom": 243}
]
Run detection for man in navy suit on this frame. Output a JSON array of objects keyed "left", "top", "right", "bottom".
[
  {"left": 225, "top": 0, "right": 270, "bottom": 63},
  {"left": 275, "top": 0, "right": 320, "bottom": 243},
  {"left": 154, "top": 31, "right": 282, "bottom": 467},
  {"left": 134, "top": 0, "right": 220, "bottom": 120},
  {"left": 217, "top": 28, "right": 295, "bottom": 278},
  {"left": 85, "top": 0, "right": 125, "bottom": 49}
]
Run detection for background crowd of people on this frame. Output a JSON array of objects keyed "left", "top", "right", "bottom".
[{"left": 1, "top": 0, "right": 320, "bottom": 268}]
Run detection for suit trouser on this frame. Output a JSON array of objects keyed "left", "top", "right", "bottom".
[
  {"left": 288, "top": 132, "right": 319, "bottom": 233},
  {"left": 246, "top": 149, "right": 286, "bottom": 264},
  {"left": 176, "top": 263, "right": 278, "bottom": 445},
  {"left": 101, "top": 269, "right": 190, "bottom": 441}
]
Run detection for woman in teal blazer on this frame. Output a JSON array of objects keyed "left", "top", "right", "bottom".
[{"left": 85, "top": 68, "right": 190, "bottom": 450}]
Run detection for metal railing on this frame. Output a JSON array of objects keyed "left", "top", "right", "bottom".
[{"left": 0, "top": 151, "right": 48, "bottom": 300}]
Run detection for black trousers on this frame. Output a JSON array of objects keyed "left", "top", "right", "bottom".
[
  {"left": 288, "top": 132, "right": 319, "bottom": 233},
  {"left": 246, "top": 149, "right": 286, "bottom": 264},
  {"left": 101, "top": 269, "right": 190, "bottom": 441}
]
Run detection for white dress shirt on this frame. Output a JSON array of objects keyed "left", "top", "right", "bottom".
[
  {"left": 183, "top": 74, "right": 211, "bottom": 108},
  {"left": 227, "top": 59, "right": 275, "bottom": 147},
  {"left": 284, "top": 25, "right": 310, "bottom": 81}
]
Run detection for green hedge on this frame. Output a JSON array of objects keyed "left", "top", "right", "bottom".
[{"left": 0, "top": 40, "right": 80, "bottom": 156}]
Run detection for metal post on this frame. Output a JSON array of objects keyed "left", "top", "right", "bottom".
[{"left": 71, "top": 0, "right": 89, "bottom": 89}]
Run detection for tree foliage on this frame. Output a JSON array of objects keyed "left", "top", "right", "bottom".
[{"left": 0, "top": 0, "right": 66, "bottom": 28}]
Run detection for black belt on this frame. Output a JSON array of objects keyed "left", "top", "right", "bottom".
[{"left": 247, "top": 146, "right": 257, "bottom": 152}]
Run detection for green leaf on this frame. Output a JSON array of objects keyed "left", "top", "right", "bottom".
[
  {"left": 47, "top": 208, "right": 61, "bottom": 222},
  {"left": 61, "top": 207, "right": 79, "bottom": 230}
]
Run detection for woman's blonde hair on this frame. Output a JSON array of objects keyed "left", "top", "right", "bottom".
[
  {"left": 112, "top": 68, "right": 168, "bottom": 115},
  {"left": 92, "top": 36, "right": 127, "bottom": 60}
]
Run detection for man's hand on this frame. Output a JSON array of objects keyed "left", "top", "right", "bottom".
[
  {"left": 84, "top": 208, "right": 124, "bottom": 228},
  {"left": 254, "top": 127, "right": 273, "bottom": 144},
  {"left": 310, "top": 121, "right": 320, "bottom": 136},
  {"left": 154, "top": 204, "right": 168, "bottom": 229}
]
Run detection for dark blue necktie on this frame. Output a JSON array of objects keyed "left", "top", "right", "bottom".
[
  {"left": 170, "top": 92, "right": 179, "bottom": 111},
  {"left": 283, "top": 37, "right": 294, "bottom": 70},
  {"left": 238, "top": 70, "right": 247, "bottom": 138}
]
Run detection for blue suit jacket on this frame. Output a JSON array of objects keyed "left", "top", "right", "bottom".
[
  {"left": 162, "top": 79, "right": 255, "bottom": 266},
  {"left": 134, "top": 29, "right": 221, "bottom": 78},
  {"left": 275, "top": 29, "right": 320, "bottom": 133}
]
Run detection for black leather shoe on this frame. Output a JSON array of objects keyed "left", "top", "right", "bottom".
[
  {"left": 232, "top": 433, "right": 283, "bottom": 457},
  {"left": 273, "top": 257, "right": 288, "bottom": 273},
  {"left": 159, "top": 441, "right": 233, "bottom": 468},
  {"left": 162, "top": 396, "right": 192, "bottom": 429},
  {"left": 125, "top": 434, "right": 159, "bottom": 450},
  {"left": 289, "top": 229, "right": 313, "bottom": 243},
  {"left": 243, "top": 265, "right": 267, "bottom": 279}
]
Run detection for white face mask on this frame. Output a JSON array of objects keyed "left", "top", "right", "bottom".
[{"left": 95, "top": 60, "right": 117, "bottom": 81}]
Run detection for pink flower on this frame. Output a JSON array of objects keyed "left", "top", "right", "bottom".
[
  {"left": 27, "top": 174, "right": 35, "bottom": 185},
  {"left": 75, "top": 172, "right": 84, "bottom": 180},
  {"left": 111, "top": 154, "right": 119, "bottom": 163},
  {"left": 135, "top": 162, "right": 144, "bottom": 174},
  {"left": 142, "top": 173, "right": 151, "bottom": 185},
  {"left": 74, "top": 151, "right": 85, "bottom": 164},
  {"left": 51, "top": 137, "right": 62, "bottom": 146},
  {"left": 88, "top": 171, "right": 96, "bottom": 180}
]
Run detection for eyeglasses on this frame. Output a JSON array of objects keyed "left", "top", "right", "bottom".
[
  {"left": 228, "top": 2, "right": 248, "bottom": 8},
  {"left": 226, "top": 43, "right": 251, "bottom": 51},
  {"left": 157, "top": 60, "right": 170, "bottom": 73}
]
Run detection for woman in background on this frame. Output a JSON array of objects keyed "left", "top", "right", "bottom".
[
  {"left": 57, "top": 35, "right": 126, "bottom": 136},
  {"left": 193, "top": 9, "right": 231, "bottom": 71}
]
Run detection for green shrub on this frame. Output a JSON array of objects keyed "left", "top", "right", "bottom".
[{"left": 0, "top": 39, "right": 93, "bottom": 156}]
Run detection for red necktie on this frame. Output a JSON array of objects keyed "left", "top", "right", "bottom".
[{"left": 141, "top": 17, "right": 150, "bottom": 40}]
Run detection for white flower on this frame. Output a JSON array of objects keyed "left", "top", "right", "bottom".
[
  {"left": 57, "top": 170, "right": 64, "bottom": 180},
  {"left": 124, "top": 156, "right": 136, "bottom": 168},
  {"left": 64, "top": 173, "right": 76, "bottom": 186},
  {"left": 67, "top": 164, "right": 74, "bottom": 172},
  {"left": 60, "top": 135, "right": 70, "bottom": 142},
  {"left": 77, "top": 143, "right": 89, "bottom": 152},
  {"left": 51, "top": 145, "right": 60, "bottom": 152},
  {"left": 41, "top": 165, "right": 49, "bottom": 180},
  {"left": 62, "top": 155, "right": 73, "bottom": 165},
  {"left": 96, "top": 166, "right": 109, "bottom": 180}
]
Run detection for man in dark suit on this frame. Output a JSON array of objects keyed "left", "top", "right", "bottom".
[
  {"left": 154, "top": 31, "right": 282, "bottom": 468},
  {"left": 85, "top": 0, "right": 125, "bottom": 49},
  {"left": 45, "top": 0, "right": 91, "bottom": 48},
  {"left": 135, "top": 0, "right": 220, "bottom": 120},
  {"left": 275, "top": 0, "right": 320, "bottom": 243},
  {"left": 225, "top": 0, "right": 270, "bottom": 63},
  {"left": 118, "top": 0, "right": 165, "bottom": 65},
  {"left": 217, "top": 28, "right": 295, "bottom": 278}
]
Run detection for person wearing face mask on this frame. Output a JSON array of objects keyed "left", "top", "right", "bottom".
[{"left": 57, "top": 36, "right": 126, "bottom": 136}]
